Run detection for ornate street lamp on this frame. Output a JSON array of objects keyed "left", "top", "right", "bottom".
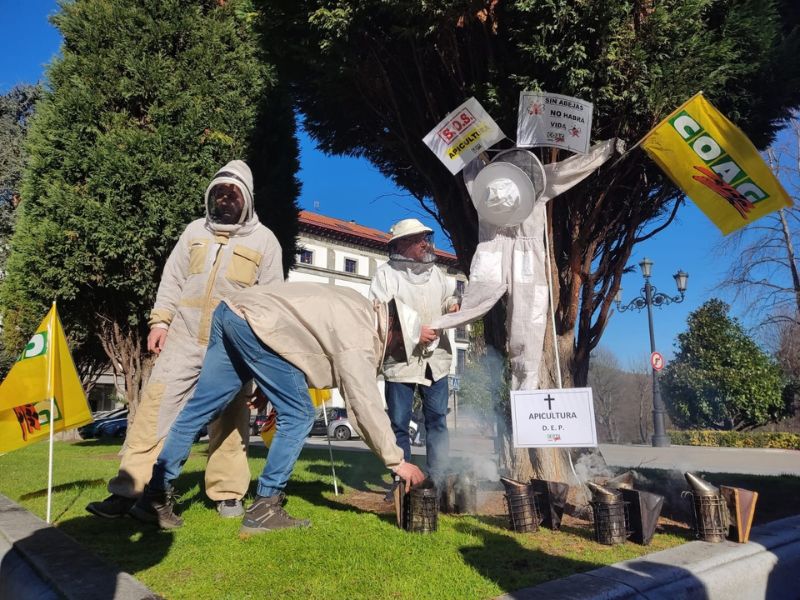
[{"left": 615, "top": 258, "right": 688, "bottom": 447}]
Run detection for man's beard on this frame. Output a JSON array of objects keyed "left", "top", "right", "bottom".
[{"left": 389, "top": 251, "right": 436, "bottom": 265}]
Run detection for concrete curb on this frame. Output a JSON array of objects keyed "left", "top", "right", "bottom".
[
  {"left": 0, "top": 493, "right": 158, "bottom": 600},
  {"left": 496, "top": 515, "right": 800, "bottom": 599}
]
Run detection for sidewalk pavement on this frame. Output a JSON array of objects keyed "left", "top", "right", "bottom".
[
  {"left": 297, "top": 436, "right": 800, "bottom": 477},
  {"left": 496, "top": 515, "right": 800, "bottom": 599},
  {"left": 0, "top": 493, "right": 157, "bottom": 600},
  {"left": 599, "top": 443, "right": 800, "bottom": 476}
]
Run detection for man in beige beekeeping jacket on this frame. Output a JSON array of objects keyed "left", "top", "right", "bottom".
[
  {"left": 130, "top": 282, "right": 426, "bottom": 534},
  {"left": 369, "top": 219, "right": 459, "bottom": 489},
  {"left": 87, "top": 160, "right": 283, "bottom": 520}
]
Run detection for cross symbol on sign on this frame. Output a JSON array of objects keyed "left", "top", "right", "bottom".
[{"left": 543, "top": 394, "right": 556, "bottom": 410}]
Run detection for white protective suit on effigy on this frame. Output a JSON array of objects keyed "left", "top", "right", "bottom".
[{"left": 431, "top": 140, "right": 615, "bottom": 391}]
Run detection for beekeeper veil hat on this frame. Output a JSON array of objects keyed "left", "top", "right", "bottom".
[{"left": 467, "top": 149, "right": 546, "bottom": 227}]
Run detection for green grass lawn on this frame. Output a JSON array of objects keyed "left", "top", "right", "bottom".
[{"left": 0, "top": 440, "right": 687, "bottom": 600}]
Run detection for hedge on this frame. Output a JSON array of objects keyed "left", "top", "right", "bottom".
[{"left": 669, "top": 430, "right": 800, "bottom": 450}]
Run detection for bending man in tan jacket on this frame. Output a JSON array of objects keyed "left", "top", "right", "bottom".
[
  {"left": 87, "top": 160, "right": 283, "bottom": 520},
  {"left": 130, "top": 282, "right": 426, "bottom": 535}
]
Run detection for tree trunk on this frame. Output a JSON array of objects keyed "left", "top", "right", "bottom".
[
  {"left": 97, "top": 316, "right": 153, "bottom": 423},
  {"left": 481, "top": 214, "right": 592, "bottom": 505},
  {"left": 632, "top": 369, "right": 653, "bottom": 444},
  {"left": 778, "top": 208, "right": 800, "bottom": 316}
]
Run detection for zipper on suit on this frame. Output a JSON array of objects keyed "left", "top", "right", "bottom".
[{"left": 198, "top": 234, "right": 229, "bottom": 344}]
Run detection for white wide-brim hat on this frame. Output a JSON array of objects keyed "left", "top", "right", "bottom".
[
  {"left": 389, "top": 218, "right": 433, "bottom": 243},
  {"left": 468, "top": 149, "right": 546, "bottom": 227}
]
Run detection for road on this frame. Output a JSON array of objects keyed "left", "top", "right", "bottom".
[
  {"left": 598, "top": 443, "right": 800, "bottom": 476},
  {"left": 250, "top": 435, "right": 800, "bottom": 477}
]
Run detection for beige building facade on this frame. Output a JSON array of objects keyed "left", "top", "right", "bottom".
[{"left": 289, "top": 211, "right": 469, "bottom": 411}]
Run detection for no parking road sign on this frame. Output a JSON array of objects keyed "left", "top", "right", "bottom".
[{"left": 650, "top": 351, "right": 665, "bottom": 371}]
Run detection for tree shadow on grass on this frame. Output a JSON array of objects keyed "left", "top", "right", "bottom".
[
  {"left": 19, "top": 479, "right": 107, "bottom": 501},
  {"left": 71, "top": 438, "right": 126, "bottom": 448},
  {"left": 248, "top": 445, "right": 393, "bottom": 493},
  {"left": 452, "top": 521, "right": 713, "bottom": 597},
  {"left": 57, "top": 513, "right": 174, "bottom": 576},
  {"left": 292, "top": 446, "right": 421, "bottom": 493}
]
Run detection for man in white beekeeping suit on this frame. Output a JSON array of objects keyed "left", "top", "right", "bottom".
[
  {"left": 369, "top": 219, "right": 459, "bottom": 489},
  {"left": 432, "top": 140, "right": 616, "bottom": 391},
  {"left": 87, "top": 160, "right": 284, "bottom": 519}
]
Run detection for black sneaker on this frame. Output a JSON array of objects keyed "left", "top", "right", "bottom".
[
  {"left": 86, "top": 494, "right": 135, "bottom": 519},
  {"left": 239, "top": 495, "right": 310, "bottom": 536},
  {"left": 129, "top": 485, "right": 184, "bottom": 529}
]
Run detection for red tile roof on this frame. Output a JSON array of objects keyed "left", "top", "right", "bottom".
[{"left": 298, "top": 210, "right": 458, "bottom": 266}]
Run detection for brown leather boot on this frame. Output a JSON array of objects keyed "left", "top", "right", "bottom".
[
  {"left": 239, "top": 495, "right": 310, "bottom": 536},
  {"left": 129, "top": 485, "right": 184, "bottom": 529}
]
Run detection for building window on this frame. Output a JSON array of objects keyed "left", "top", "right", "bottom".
[
  {"left": 456, "top": 349, "right": 466, "bottom": 375},
  {"left": 299, "top": 249, "right": 313, "bottom": 265},
  {"left": 456, "top": 280, "right": 466, "bottom": 297},
  {"left": 455, "top": 325, "right": 467, "bottom": 341},
  {"left": 344, "top": 258, "right": 357, "bottom": 274}
]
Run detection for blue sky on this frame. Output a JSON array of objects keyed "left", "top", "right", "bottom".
[{"left": 2, "top": 0, "right": 775, "bottom": 368}]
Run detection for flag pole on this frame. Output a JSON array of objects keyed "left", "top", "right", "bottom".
[
  {"left": 45, "top": 301, "right": 56, "bottom": 523},
  {"left": 320, "top": 399, "right": 339, "bottom": 495}
]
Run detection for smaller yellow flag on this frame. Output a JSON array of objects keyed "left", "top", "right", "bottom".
[
  {"left": 641, "top": 93, "right": 792, "bottom": 235},
  {"left": 260, "top": 388, "right": 332, "bottom": 447},
  {"left": 0, "top": 305, "right": 93, "bottom": 453}
]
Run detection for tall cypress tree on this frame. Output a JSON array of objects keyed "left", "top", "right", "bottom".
[{"left": 1, "top": 0, "right": 299, "bottom": 405}]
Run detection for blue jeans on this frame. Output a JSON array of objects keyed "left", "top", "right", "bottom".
[
  {"left": 385, "top": 377, "right": 449, "bottom": 478},
  {"left": 151, "top": 303, "right": 315, "bottom": 497}
]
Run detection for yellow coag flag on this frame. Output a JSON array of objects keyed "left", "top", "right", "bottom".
[
  {"left": 260, "top": 388, "right": 332, "bottom": 447},
  {"left": 0, "top": 305, "right": 93, "bottom": 452},
  {"left": 641, "top": 93, "right": 791, "bottom": 235}
]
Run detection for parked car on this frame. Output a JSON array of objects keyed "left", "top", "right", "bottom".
[
  {"left": 78, "top": 408, "right": 128, "bottom": 439},
  {"left": 309, "top": 407, "right": 358, "bottom": 441},
  {"left": 79, "top": 408, "right": 207, "bottom": 441},
  {"left": 96, "top": 414, "right": 129, "bottom": 438}
]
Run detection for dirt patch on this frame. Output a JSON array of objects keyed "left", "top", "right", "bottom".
[
  {"left": 342, "top": 490, "right": 396, "bottom": 515},
  {"left": 96, "top": 453, "right": 123, "bottom": 461},
  {"left": 338, "top": 487, "right": 691, "bottom": 535}
]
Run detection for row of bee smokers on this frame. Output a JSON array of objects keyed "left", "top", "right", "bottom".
[
  {"left": 497, "top": 475, "right": 662, "bottom": 546},
  {"left": 394, "top": 471, "right": 757, "bottom": 546},
  {"left": 499, "top": 471, "right": 758, "bottom": 546}
]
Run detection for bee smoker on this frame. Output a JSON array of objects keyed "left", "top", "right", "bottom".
[{"left": 395, "top": 478, "right": 439, "bottom": 533}]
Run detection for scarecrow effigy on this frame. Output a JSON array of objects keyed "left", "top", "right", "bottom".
[{"left": 424, "top": 95, "right": 617, "bottom": 392}]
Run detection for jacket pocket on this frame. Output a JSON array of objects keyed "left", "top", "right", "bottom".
[
  {"left": 226, "top": 245, "right": 263, "bottom": 286},
  {"left": 188, "top": 239, "right": 209, "bottom": 274}
]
